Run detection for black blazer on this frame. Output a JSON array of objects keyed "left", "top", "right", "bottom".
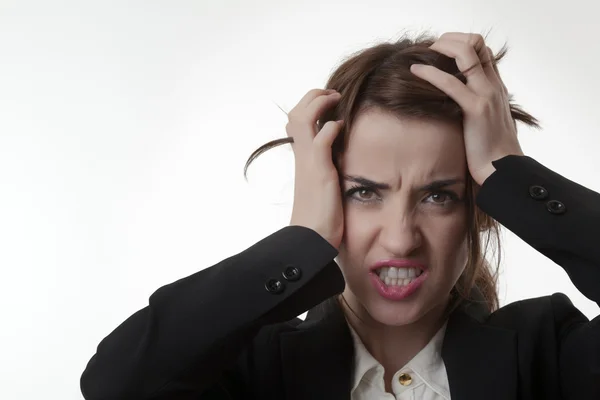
[{"left": 80, "top": 155, "right": 600, "bottom": 399}]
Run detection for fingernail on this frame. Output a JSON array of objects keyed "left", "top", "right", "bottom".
[
  {"left": 325, "top": 89, "right": 337, "bottom": 94},
  {"left": 410, "top": 64, "right": 426, "bottom": 72}
]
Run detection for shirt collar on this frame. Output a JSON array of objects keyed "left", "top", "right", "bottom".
[
  {"left": 347, "top": 323, "right": 382, "bottom": 392},
  {"left": 347, "top": 319, "right": 450, "bottom": 398}
]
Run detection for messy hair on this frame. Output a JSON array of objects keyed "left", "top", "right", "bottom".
[{"left": 244, "top": 32, "right": 540, "bottom": 313}]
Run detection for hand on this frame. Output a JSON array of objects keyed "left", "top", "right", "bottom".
[
  {"left": 409, "top": 32, "right": 524, "bottom": 186},
  {"left": 287, "top": 89, "right": 345, "bottom": 250}
]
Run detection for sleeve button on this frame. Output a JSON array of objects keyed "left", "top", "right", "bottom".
[
  {"left": 282, "top": 266, "right": 302, "bottom": 282},
  {"left": 265, "top": 278, "right": 285, "bottom": 294},
  {"left": 546, "top": 200, "right": 566, "bottom": 215},
  {"left": 529, "top": 185, "right": 549, "bottom": 200}
]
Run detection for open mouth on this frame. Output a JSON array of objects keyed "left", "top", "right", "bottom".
[{"left": 374, "top": 266, "right": 424, "bottom": 288}]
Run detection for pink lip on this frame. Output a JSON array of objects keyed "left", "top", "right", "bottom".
[
  {"left": 368, "top": 259, "right": 428, "bottom": 301},
  {"left": 370, "top": 270, "right": 428, "bottom": 301}
]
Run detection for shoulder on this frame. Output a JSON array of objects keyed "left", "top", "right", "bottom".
[{"left": 486, "top": 293, "right": 588, "bottom": 332}]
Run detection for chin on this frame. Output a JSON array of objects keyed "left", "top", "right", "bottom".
[
  {"left": 362, "top": 283, "right": 452, "bottom": 327},
  {"left": 343, "top": 282, "right": 448, "bottom": 327},
  {"left": 365, "top": 297, "right": 428, "bottom": 326}
]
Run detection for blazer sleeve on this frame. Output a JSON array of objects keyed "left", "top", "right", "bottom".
[
  {"left": 476, "top": 155, "right": 600, "bottom": 398},
  {"left": 79, "top": 225, "right": 343, "bottom": 400}
]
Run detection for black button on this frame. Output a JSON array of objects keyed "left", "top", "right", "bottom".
[
  {"left": 265, "top": 278, "right": 285, "bottom": 294},
  {"left": 546, "top": 200, "right": 566, "bottom": 215},
  {"left": 282, "top": 266, "right": 302, "bottom": 282},
  {"left": 529, "top": 185, "right": 548, "bottom": 200}
]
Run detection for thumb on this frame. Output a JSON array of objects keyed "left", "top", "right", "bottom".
[{"left": 313, "top": 120, "right": 344, "bottom": 163}]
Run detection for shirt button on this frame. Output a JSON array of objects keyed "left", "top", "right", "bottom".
[{"left": 398, "top": 373, "right": 412, "bottom": 386}]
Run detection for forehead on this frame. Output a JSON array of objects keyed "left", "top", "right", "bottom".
[{"left": 339, "top": 109, "right": 466, "bottom": 181}]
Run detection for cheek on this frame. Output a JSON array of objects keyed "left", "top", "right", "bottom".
[
  {"left": 428, "top": 213, "right": 469, "bottom": 279},
  {"left": 338, "top": 207, "right": 375, "bottom": 273},
  {"left": 341, "top": 206, "right": 374, "bottom": 247}
]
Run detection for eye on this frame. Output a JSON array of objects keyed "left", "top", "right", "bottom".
[
  {"left": 344, "top": 185, "right": 380, "bottom": 203},
  {"left": 424, "top": 190, "right": 459, "bottom": 206}
]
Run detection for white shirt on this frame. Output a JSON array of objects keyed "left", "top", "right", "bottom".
[{"left": 347, "top": 321, "right": 451, "bottom": 400}]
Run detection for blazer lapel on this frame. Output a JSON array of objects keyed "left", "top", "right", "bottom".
[
  {"left": 442, "top": 298, "right": 518, "bottom": 400},
  {"left": 279, "top": 293, "right": 518, "bottom": 400},
  {"left": 280, "top": 297, "right": 353, "bottom": 400}
]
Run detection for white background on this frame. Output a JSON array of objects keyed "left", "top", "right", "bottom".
[{"left": 1, "top": 0, "right": 598, "bottom": 398}]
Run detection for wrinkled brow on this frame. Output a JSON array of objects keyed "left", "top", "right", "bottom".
[{"left": 342, "top": 175, "right": 465, "bottom": 191}]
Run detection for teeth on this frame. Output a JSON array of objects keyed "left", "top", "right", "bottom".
[
  {"left": 376, "top": 266, "right": 422, "bottom": 286},
  {"left": 378, "top": 268, "right": 386, "bottom": 280}
]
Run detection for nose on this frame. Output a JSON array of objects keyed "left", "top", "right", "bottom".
[{"left": 378, "top": 207, "right": 422, "bottom": 257}]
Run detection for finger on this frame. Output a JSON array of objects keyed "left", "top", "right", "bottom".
[
  {"left": 313, "top": 120, "right": 344, "bottom": 164},
  {"left": 286, "top": 92, "right": 341, "bottom": 144},
  {"left": 410, "top": 64, "right": 477, "bottom": 110},
  {"left": 484, "top": 46, "right": 508, "bottom": 94},
  {"left": 295, "top": 88, "right": 337, "bottom": 110},
  {"left": 303, "top": 91, "right": 341, "bottom": 124},
  {"left": 429, "top": 38, "right": 491, "bottom": 94},
  {"left": 438, "top": 32, "right": 489, "bottom": 61},
  {"left": 288, "top": 91, "right": 339, "bottom": 123},
  {"left": 439, "top": 33, "right": 508, "bottom": 96}
]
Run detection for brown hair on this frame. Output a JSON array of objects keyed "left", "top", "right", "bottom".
[{"left": 244, "top": 31, "right": 540, "bottom": 313}]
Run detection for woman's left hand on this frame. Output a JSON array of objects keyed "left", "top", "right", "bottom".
[{"left": 409, "top": 32, "right": 524, "bottom": 186}]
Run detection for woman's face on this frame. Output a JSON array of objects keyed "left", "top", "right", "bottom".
[{"left": 337, "top": 108, "right": 469, "bottom": 327}]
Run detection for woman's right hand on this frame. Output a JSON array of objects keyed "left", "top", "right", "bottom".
[{"left": 287, "top": 89, "right": 345, "bottom": 250}]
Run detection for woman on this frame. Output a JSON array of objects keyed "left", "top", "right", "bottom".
[{"left": 80, "top": 32, "right": 600, "bottom": 399}]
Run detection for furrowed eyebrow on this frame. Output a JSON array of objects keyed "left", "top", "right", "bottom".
[
  {"left": 418, "top": 178, "right": 465, "bottom": 191},
  {"left": 342, "top": 175, "right": 464, "bottom": 191},
  {"left": 342, "top": 175, "right": 390, "bottom": 190}
]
